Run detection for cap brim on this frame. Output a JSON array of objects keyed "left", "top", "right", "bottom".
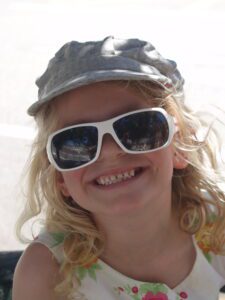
[{"left": 27, "top": 70, "right": 172, "bottom": 116}]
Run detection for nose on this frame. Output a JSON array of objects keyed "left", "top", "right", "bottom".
[{"left": 97, "top": 133, "right": 124, "bottom": 161}]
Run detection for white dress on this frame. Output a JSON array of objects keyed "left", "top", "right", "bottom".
[{"left": 32, "top": 228, "right": 225, "bottom": 300}]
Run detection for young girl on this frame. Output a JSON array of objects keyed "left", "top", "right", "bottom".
[{"left": 13, "top": 36, "right": 225, "bottom": 300}]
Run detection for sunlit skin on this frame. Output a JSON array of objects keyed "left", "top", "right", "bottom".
[{"left": 55, "top": 81, "right": 195, "bottom": 286}]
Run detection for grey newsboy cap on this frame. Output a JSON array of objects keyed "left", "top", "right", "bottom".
[{"left": 27, "top": 36, "right": 184, "bottom": 116}]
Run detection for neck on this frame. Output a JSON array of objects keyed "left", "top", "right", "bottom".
[
  {"left": 98, "top": 206, "right": 179, "bottom": 261},
  {"left": 93, "top": 196, "right": 195, "bottom": 286}
]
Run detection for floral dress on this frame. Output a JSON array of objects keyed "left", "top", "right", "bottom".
[{"left": 32, "top": 229, "right": 225, "bottom": 300}]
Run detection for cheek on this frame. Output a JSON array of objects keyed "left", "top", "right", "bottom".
[
  {"left": 145, "top": 148, "right": 174, "bottom": 175},
  {"left": 61, "top": 169, "right": 85, "bottom": 196},
  {"left": 148, "top": 146, "right": 173, "bottom": 160}
]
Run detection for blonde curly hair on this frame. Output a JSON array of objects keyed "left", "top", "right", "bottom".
[{"left": 16, "top": 80, "right": 225, "bottom": 298}]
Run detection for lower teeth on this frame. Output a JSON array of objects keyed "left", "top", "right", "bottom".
[{"left": 107, "top": 177, "right": 131, "bottom": 185}]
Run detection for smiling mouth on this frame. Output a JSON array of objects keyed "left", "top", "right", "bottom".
[{"left": 95, "top": 167, "right": 143, "bottom": 187}]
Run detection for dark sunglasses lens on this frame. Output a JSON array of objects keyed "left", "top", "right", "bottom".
[
  {"left": 51, "top": 126, "right": 98, "bottom": 169},
  {"left": 113, "top": 111, "right": 169, "bottom": 151}
]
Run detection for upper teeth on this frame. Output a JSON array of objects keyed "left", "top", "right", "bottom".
[{"left": 96, "top": 169, "right": 136, "bottom": 186}]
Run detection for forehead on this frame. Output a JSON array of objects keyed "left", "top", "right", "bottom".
[{"left": 54, "top": 81, "right": 156, "bottom": 127}]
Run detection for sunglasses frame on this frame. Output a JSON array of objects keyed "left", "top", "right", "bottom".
[{"left": 46, "top": 107, "right": 177, "bottom": 172}]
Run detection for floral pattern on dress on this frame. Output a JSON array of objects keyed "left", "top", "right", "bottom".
[
  {"left": 195, "top": 223, "right": 215, "bottom": 263},
  {"left": 194, "top": 212, "right": 221, "bottom": 263},
  {"left": 49, "top": 232, "right": 66, "bottom": 247},
  {"left": 76, "top": 258, "right": 102, "bottom": 281},
  {"left": 114, "top": 283, "right": 189, "bottom": 300},
  {"left": 114, "top": 283, "right": 172, "bottom": 300}
]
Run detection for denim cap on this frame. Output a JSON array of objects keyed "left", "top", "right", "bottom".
[{"left": 27, "top": 36, "right": 184, "bottom": 116}]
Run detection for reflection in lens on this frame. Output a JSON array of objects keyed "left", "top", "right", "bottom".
[
  {"left": 113, "top": 111, "right": 169, "bottom": 151},
  {"left": 51, "top": 126, "right": 98, "bottom": 169}
]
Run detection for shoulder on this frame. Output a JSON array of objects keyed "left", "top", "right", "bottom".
[{"left": 12, "top": 243, "right": 65, "bottom": 300}]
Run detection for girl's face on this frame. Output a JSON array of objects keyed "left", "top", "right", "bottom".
[{"left": 54, "top": 82, "right": 185, "bottom": 220}]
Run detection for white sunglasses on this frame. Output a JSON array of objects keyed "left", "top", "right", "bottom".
[{"left": 47, "top": 107, "right": 177, "bottom": 172}]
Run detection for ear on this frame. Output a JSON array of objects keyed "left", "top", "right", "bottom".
[
  {"left": 56, "top": 172, "right": 71, "bottom": 197},
  {"left": 173, "top": 151, "right": 188, "bottom": 170}
]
